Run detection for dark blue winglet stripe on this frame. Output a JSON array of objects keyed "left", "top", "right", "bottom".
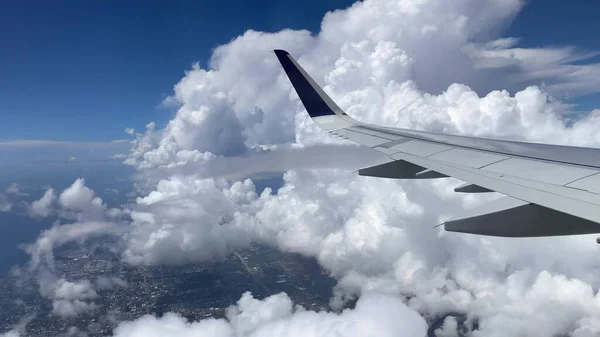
[{"left": 274, "top": 49, "right": 336, "bottom": 117}]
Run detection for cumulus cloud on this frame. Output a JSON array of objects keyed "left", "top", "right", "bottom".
[
  {"left": 5, "top": 183, "right": 28, "bottom": 196},
  {"left": 0, "top": 193, "right": 12, "bottom": 212},
  {"left": 59, "top": 179, "right": 106, "bottom": 217},
  {"left": 57, "top": 178, "right": 125, "bottom": 221},
  {"left": 12, "top": 0, "right": 600, "bottom": 335},
  {"left": 111, "top": 291, "right": 427, "bottom": 337},
  {"left": 112, "top": 0, "right": 600, "bottom": 335},
  {"left": 18, "top": 179, "right": 127, "bottom": 318},
  {"left": 435, "top": 316, "right": 460, "bottom": 337},
  {"left": 122, "top": 177, "right": 260, "bottom": 265},
  {"left": 125, "top": 0, "right": 600, "bottom": 169},
  {"left": 95, "top": 276, "right": 127, "bottom": 291},
  {"left": 50, "top": 278, "right": 98, "bottom": 301},
  {"left": 28, "top": 179, "right": 127, "bottom": 220},
  {"left": 29, "top": 188, "right": 56, "bottom": 217},
  {"left": 41, "top": 278, "right": 99, "bottom": 317},
  {"left": 25, "top": 182, "right": 123, "bottom": 273}
]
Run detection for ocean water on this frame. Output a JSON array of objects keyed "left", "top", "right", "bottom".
[{"left": 0, "top": 212, "right": 50, "bottom": 277}]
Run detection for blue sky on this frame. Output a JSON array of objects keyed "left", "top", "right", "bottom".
[
  {"left": 1, "top": 0, "right": 599, "bottom": 142},
  {"left": 0, "top": 0, "right": 356, "bottom": 142}
]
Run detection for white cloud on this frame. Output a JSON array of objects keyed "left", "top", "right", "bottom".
[
  {"left": 5, "top": 183, "right": 28, "bottom": 196},
  {"left": 112, "top": 312, "right": 233, "bottom": 337},
  {"left": 0, "top": 314, "right": 35, "bottom": 337},
  {"left": 95, "top": 276, "right": 127, "bottom": 290},
  {"left": 22, "top": 219, "right": 121, "bottom": 273},
  {"left": 52, "top": 298, "right": 97, "bottom": 318},
  {"left": 0, "top": 139, "right": 128, "bottom": 148},
  {"left": 0, "top": 315, "right": 33, "bottom": 337},
  {"left": 12, "top": 0, "right": 600, "bottom": 335},
  {"left": 122, "top": 177, "right": 259, "bottom": 265},
  {"left": 59, "top": 179, "right": 104, "bottom": 213},
  {"left": 125, "top": 127, "right": 135, "bottom": 135},
  {"left": 43, "top": 278, "right": 99, "bottom": 317},
  {"left": 225, "top": 291, "right": 294, "bottom": 336},
  {"left": 116, "top": 0, "right": 600, "bottom": 334},
  {"left": 111, "top": 292, "right": 427, "bottom": 337},
  {"left": 29, "top": 188, "right": 56, "bottom": 217},
  {"left": 25, "top": 180, "right": 125, "bottom": 273},
  {"left": 435, "top": 316, "right": 460, "bottom": 337},
  {"left": 57, "top": 178, "right": 124, "bottom": 221},
  {"left": 18, "top": 179, "right": 128, "bottom": 318},
  {"left": 0, "top": 194, "right": 12, "bottom": 212},
  {"left": 51, "top": 278, "right": 98, "bottom": 301}
]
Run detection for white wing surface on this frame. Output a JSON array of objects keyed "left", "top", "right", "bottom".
[{"left": 274, "top": 49, "right": 600, "bottom": 237}]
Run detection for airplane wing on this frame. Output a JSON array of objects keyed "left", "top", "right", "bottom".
[{"left": 274, "top": 49, "right": 600, "bottom": 238}]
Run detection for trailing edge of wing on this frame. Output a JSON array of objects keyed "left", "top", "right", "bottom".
[{"left": 444, "top": 196, "right": 600, "bottom": 237}]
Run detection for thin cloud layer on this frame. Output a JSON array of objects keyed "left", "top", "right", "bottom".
[
  {"left": 0, "top": 193, "right": 12, "bottom": 212},
  {"left": 5, "top": 183, "right": 29, "bottom": 197}
]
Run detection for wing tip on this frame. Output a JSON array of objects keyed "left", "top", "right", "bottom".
[
  {"left": 273, "top": 48, "right": 338, "bottom": 118},
  {"left": 273, "top": 49, "right": 289, "bottom": 56}
]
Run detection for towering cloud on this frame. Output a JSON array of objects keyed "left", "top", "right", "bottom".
[
  {"left": 11, "top": 0, "right": 600, "bottom": 335},
  {"left": 113, "top": 0, "right": 600, "bottom": 335}
]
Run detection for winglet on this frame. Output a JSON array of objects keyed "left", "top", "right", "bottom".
[{"left": 274, "top": 49, "right": 346, "bottom": 118}]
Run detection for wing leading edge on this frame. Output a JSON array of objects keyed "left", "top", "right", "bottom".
[{"left": 275, "top": 49, "right": 600, "bottom": 238}]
